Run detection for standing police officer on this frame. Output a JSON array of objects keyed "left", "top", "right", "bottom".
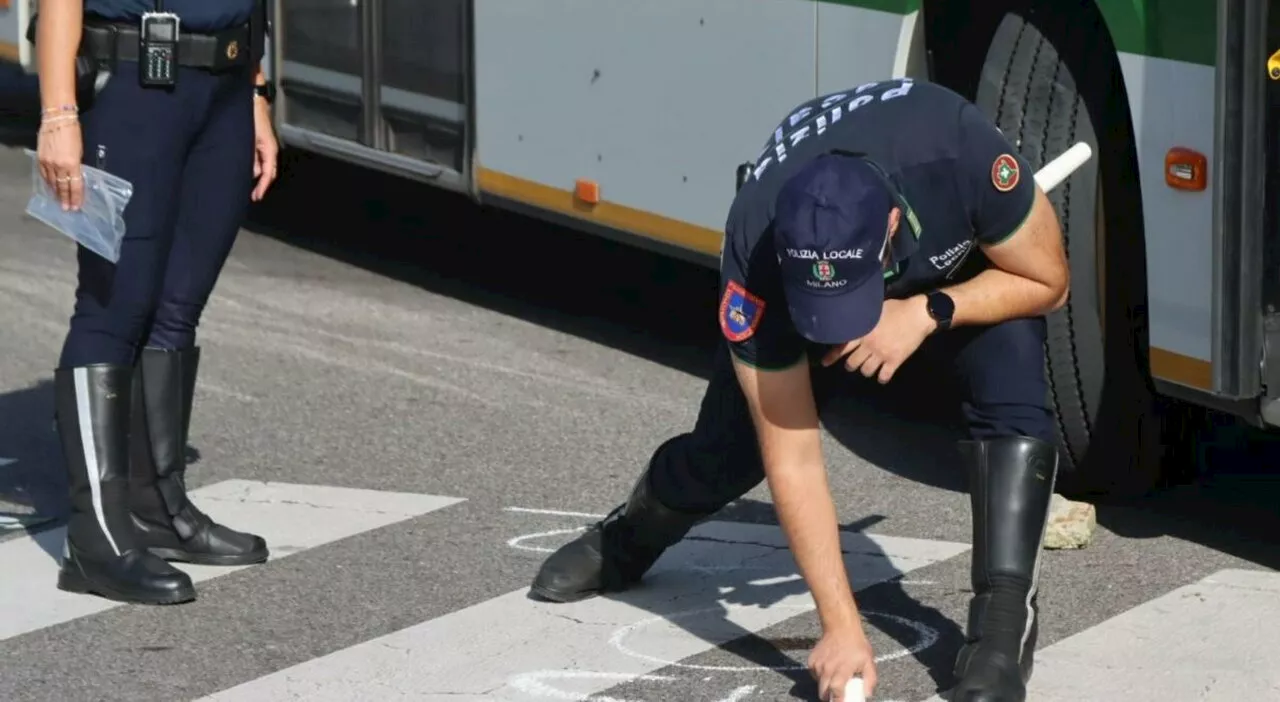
[
  {"left": 34, "top": 0, "right": 279, "bottom": 605},
  {"left": 531, "top": 78, "right": 1070, "bottom": 702}
]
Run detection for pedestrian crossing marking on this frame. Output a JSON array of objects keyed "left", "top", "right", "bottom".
[
  {"left": 0, "top": 479, "right": 465, "bottom": 643},
  {"left": 914, "top": 567, "right": 1280, "bottom": 702},
  {"left": 196, "top": 518, "right": 969, "bottom": 701}
]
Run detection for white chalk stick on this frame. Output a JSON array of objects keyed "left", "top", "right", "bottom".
[
  {"left": 1033, "top": 141, "right": 1094, "bottom": 193},
  {"left": 844, "top": 676, "right": 867, "bottom": 702}
]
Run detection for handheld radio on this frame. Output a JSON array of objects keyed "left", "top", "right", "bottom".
[{"left": 139, "top": 1, "right": 180, "bottom": 87}]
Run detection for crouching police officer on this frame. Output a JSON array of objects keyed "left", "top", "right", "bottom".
[
  {"left": 34, "top": 0, "right": 279, "bottom": 605},
  {"left": 531, "top": 78, "right": 1070, "bottom": 702}
]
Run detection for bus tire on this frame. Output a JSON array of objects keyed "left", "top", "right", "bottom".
[{"left": 972, "top": 9, "right": 1164, "bottom": 498}]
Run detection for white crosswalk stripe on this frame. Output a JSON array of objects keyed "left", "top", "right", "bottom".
[
  {"left": 196, "top": 519, "right": 968, "bottom": 701},
  {"left": 3, "top": 485, "right": 1279, "bottom": 702},
  {"left": 0, "top": 480, "right": 465, "bottom": 642},
  {"left": 917, "top": 568, "right": 1280, "bottom": 702}
]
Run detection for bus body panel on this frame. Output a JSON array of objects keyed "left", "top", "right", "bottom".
[
  {"left": 0, "top": 1, "right": 1255, "bottom": 405},
  {"left": 471, "top": 0, "right": 1223, "bottom": 394},
  {"left": 0, "top": 0, "right": 30, "bottom": 67},
  {"left": 474, "top": 0, "right": 815, "bottom": 257},
  {"left": 1118, "top": 51, "right": 1218, "bottom": 392},
  {"left": 1094, "top": 1, "right": 1221, "bottom": 394}
]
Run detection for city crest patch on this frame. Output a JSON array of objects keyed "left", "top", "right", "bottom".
[
  {"left": 992, "top": 153, "right": 1020, "bottom": 192},
  {"left": 719, "top": 280, "right": 765, "bottom": 342}
]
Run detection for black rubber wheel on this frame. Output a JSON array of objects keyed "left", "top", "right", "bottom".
[{"left": 973, "top": 10, "right": 1164, "bottom": 498}]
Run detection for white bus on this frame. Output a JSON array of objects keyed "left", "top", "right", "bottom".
[{"left": 3, "top": 0, "right": 1277, "bottom": 498}]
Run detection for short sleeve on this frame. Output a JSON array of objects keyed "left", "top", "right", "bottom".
[
  {"left": 956, "top": 102, "right": 1036, "bottom": 246},
  {"left": 719, "top": 229, "right": 807, "bottom": 370}
]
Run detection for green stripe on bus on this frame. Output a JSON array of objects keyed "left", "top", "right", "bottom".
[
  {"left": 815, "top": 0, "right": 1217, "bottom": 66},
  {"left": 1097, "top": 0, "right": 1216, "bottom": 66},
  {"left": 815, "top": 0, "right": 921, "bottom": 14}
]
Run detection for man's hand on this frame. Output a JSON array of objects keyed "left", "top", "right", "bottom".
[
  {"left": 251, "top": 89, "right": 278, "bottom": 202},
  {"left": 811, "top": 625, "right": 878, "bottom": 701},
  {"left": 820, "top": 296, "right": 935, "bottom": 384}
]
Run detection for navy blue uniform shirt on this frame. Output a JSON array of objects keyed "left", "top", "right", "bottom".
[
  {"left": 85, "top": 0, "right": 256, "bottom": 33},
  {"left": 719, "top": 78, "right": 1037, "bottom": 370}
]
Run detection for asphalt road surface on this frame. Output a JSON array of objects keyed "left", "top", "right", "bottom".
[{"left": 2, "top": 141, "right": 1279, "bottom": 702}]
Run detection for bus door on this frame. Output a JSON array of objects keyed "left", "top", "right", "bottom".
[
  {"left": 1258, "top": 0, "right": 1280, "bottom": 417},
  {"left": 271, "top": 0, "right": 472, "bottom": 193}
]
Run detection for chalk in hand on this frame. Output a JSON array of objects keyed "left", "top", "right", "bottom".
[{"left": 844, "top": 676, "right": 867, "bottom": 702}]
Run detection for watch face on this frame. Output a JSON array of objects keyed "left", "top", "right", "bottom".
[{"left": 929, "top": 292, "right": 954, "bottom": 322}]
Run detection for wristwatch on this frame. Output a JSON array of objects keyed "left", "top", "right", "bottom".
[
  {"left": 925, "top": 290, "right": 955, "bottom": 332},
  {"left": 254, "top": 81, "right": 276, "bottom": 104}
]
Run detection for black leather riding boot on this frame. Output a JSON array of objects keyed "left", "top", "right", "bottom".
[
  {"left": 129, "top": 347, "right": 269, "bottom": 566},
  {"left": 951, "top": 435, "right": 1059, "bottom": 702},
  {"left": 531, "top": 439, "right": 715, "bottom": 602},
  {"left": 55, "top": 364, "right": 197, "bottom": 605}
]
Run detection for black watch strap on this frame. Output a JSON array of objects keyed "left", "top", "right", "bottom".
[{"left": 254, "top": 81, "right": 276, "bottom": 103}]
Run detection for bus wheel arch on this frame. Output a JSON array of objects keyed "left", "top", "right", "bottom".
[{"left": 922, "top": 0, "right": 1170, "bottom": 498}]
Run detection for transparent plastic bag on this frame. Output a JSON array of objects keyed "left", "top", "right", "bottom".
[{"left": 23, "top": 148, "right": 133, "bottom": 263}]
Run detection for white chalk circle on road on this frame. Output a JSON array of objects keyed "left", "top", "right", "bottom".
[{"left": 609, "top": 605, "right": 940, "bottom": 672}]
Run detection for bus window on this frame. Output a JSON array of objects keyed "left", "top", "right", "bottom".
[
  {"left": 380, "top": 0, "right": 468, "bottom": 172},
  {"left": 279, "top": 0, "right": 364, "bottom": 143}
]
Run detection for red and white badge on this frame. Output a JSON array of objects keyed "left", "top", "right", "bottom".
[{"left": 991, "top": 153, "right": 1020, "bottom": 193}]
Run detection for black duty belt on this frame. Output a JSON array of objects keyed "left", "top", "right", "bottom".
[{"left": 81, "top": 19, "right": 252, "bottom": 71}]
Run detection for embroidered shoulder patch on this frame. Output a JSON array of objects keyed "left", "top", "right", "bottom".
[
  {"left": 719, "top": 280, "right": 766, "bottom": 342},
  {"left": 991, "top": 154, "right": 1020, "bottom": 193}
]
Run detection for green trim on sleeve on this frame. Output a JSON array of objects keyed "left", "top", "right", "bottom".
[{"left": 983, "top": 195, "right": 1035, "bottom": 247}]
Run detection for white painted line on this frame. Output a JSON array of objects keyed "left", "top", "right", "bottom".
[
  {"left": 915, "top": 568, "right": 1280, "bottom": 702},
  {"left": 508, "top": 671, "right": 676, "bottom": 702},
  {"left": 0, "top": 480, "right": 465, "bottom": 642},
  {"left": 508, "top": 525, "right": 589, "bottom": 553},
  {"left": 0, "top": 457, "right": 17, "bottom": 467},
  {"left": 197, "top": 520, "right": 969, "bottom": 701},
  {"left": 505, "top": 506, "right": 607, "bottom": 519},
  {"left": 609, "top": 607, "right": 938, "bottom": 672},
  {"left": 505, "top": 516, "right": 939, "bottom": 591},
  {"left": 715, "top": 685, "right": 757, "bottom": 702}
]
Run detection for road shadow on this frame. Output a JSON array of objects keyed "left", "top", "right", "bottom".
[
  {"left": 526, "top": 504, "right": 965, "bottom": 699},
  {"left": 246, "top": 150, "right": 967, "bottom": 493},
  {"left": 0, "top": 379, "right": 65, "bottom": 557},
  {"left": 245, "top": 151, "right": 1278, "bottom": 571},
  {"left": 1094, "top": 411, "right": 1280, "bottom": 571},
  {"left": 0, "top": 374, "right": 203, "bottom": 560},
  {"left": 713, "top": 502, "right": 968, "bottom": 698},
  {"left": 248, "top": 152, "right": 976, "bottom": 697}
]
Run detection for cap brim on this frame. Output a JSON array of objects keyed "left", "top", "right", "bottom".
[{"left": 783, "top": 273, "right": 885, "bottom": 345}]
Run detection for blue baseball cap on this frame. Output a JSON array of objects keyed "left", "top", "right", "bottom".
[{"left": 774, "top": 153, "right": 897, "bottom": 344}]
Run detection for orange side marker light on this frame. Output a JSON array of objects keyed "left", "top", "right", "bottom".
[
  {"left": 574, "top": 179, "right": 601, "bottom": 205},
  {"left": 1165, "top": 147, "right": 1207, "bottom": 192}
]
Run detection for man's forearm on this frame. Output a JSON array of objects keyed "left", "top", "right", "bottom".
[
  {"left": 766, "top": 461, "right": 862, "bottom": 632},
  {"left": 928, "top": 267, "right": 1067, "bottom": 329}
]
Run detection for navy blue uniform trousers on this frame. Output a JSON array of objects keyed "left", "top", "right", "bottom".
[
  {"left": 650, "top": 316, "right": 1055, "bottom": 513},
  {"left": 59, "top": 62, "right": 254, "bottom": 369}
]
